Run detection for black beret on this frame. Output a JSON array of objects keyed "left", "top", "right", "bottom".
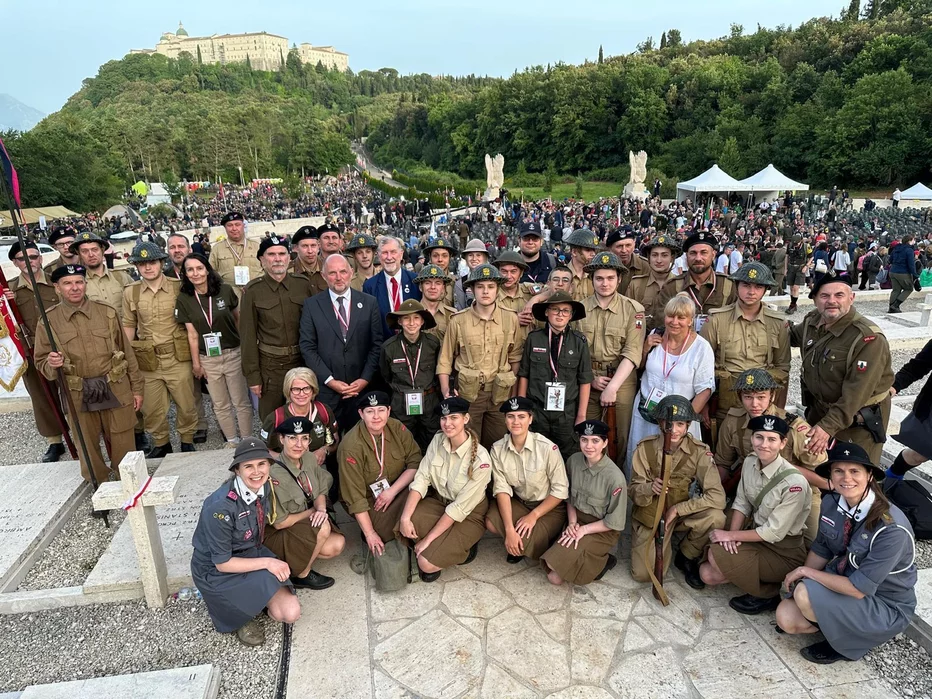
[
  {"left": 292, "top": 226, "right": 319, "bottom": 244},
  {"left": 808, "top": 271, "right": 853, "bottom": 299},
  {"left": 220, "top": 211, "right": 245, "bottom": 225},
  {"left": 6, "top": 240, "right": 39, "bottom": 262},
  {"left": 436, "top": 396, "right": 470, "bottom": 416},
  {"left": 748, "top": 415, "right": 789, "bottom": 437},
  {"left": 257, "top": 235, "right": 290, "bottom": 258},
  {"left": 275, "top": 416, "right": 314, "bottom": 436},
  {"left": 575, "top": 419, "right": 609, "bottom": 437},
  {"left": 499, "top": 396, "right": 536, "bottom": 413},
  {"left": 50, "top": 264, "right": 86, "bottom": 283},
  {"left": 357, "top": 391, "right": 391, "bottom": 410}
]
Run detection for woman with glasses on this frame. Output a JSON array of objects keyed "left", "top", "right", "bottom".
[{"left": 260, "top": 368, "right": 338, "bottom": 461}]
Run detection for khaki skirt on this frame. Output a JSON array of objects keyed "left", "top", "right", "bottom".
[
  {"left": 264, "top": 515, "right": 342, "bottom": 575},
  {"left": 712, "top": 533, "right": 806, "bottom": 598},
  {"left": 370, "top": 495, "right": 407, "bottom": 543},
  {"left": 486, "top": 498, "right": 567, "bottom": 560},
  {"left": 541, "top": 512, "right": 620, "bottom": 586},
  {"left": 405, "top": 492, "right": 489, "bottom": 570}
]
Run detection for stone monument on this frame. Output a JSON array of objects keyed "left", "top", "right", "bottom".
[
  {"left": 624, "top": 150, "right": 651, "bottom": 201},
  {"left": 483, "top": 153, "right": 505, "bottom": 201}
]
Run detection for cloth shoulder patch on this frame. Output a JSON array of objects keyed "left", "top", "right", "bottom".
[
  {"left": 796, "top": 424, "right": 808, "bottom": 432},
  {"left": 345, "top": 456, "right": 357, "bottom": 465},
  {"left": 479, "top": 463, "right": 491, "bottom": 469},
  {"left": 400, "top": 424, "right": 407, "bottom": 431},
  {"left": 634, "top": 313, "right": 644, "bottom": 319},
  {"left": 226, "top": 491, "right": 237, "bottom": 501},
  {"left": 260, "top": 429, "right": 269, "bottom": 439},
  {"left": 821, "top": 515, "right": 835, "bottom": 527},
  {"left": 553, "top": 444, "right": 559, "bottom": 450},
  {"left": 392, "top": 357, "right": 408, "bottom": 364},
  {"left": 238, "top": 511, "right": 249, "bottom": 518},
  {"left": 856, "top": 360, "right": 868, "bottom": 372},
  {"left": 863, "top": 335, "right": 875, "bottom": 343},
  {"left": 788, "top": 485, "right": 803, "bottom": 493},
  {"left": 612, "top": 487, "right": 623, "bottom": 497},
  {"left": 271, "top": 479, "right": 280, "bottom": 486},
  {"left": 532, "top": 346, "right": 547, "bottom": 353}
]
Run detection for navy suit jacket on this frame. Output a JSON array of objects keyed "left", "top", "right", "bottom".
[
  {"left": 299, "top": 289, "right": 383, "bottom": 410},
  {"left": 362, "top": 269, "right": 422, "bottom": 338}
]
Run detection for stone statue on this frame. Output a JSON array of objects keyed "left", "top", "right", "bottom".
[
  {"left": 484, "top": 153, "right": 505, "bottom": 201},
  {"left": 624, "top": 150, "right": 651, "bottom": 201}
]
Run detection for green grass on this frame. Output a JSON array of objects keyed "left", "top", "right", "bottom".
[{"left": 504, "top": 181, "right": 623, "bottom": 202}]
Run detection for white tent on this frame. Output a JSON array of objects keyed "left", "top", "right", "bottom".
[
  {"left": 676, "top": 165, "right": 748, "bottom": 202},
  {"left": 899, "top": 182, "right": 932, "bottom": 201},
  {"left": 738, "top": 164, "right": 809, "bottom": 194}
]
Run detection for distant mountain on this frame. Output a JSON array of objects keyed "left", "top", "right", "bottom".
[{"left": 0, "top": 94, "right": 45, "bottom": 132}]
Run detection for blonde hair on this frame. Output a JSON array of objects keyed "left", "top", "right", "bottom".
[
  {"left": 283, "top": 367, "right": 319, "bottom": 400},
  {"left": 664, "top": 294, "right": 697, "bottom": 320}
]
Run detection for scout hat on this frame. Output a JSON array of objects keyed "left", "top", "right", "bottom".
[
  {"left": 499, "top": 395, "right": 535, "bottom": 414},
  {"left": 128, "top": 241, "right": 168, "bottom": 264},
  {"left": 732, "top": 368, "right": 782, "bottom": 393},
  {"left": 68, "top": 231, "right": 106, "bottom": 255},
  {"left": 564, "top": 228, "right": 600, "bottom": 250},
  {"left": 387, "top": 299, "right": 437, "bottom": 330},
  {"left": 731, "top": 261, "right": 774, "bottom": 287},
  {"left": 748, "top": 414, "right": 790, "bottom": 437},
  {"left": 436, "top": 396, "right": 470, "bottom": 416},
  {"left": 583, "top": 251, "right": 624, "bottom": 274},
  {"left": 532, "top": 290, "right": 586, "bottom": 323},
  {"left": 50, "top": 264, "right": 86, "bottom": 283},
  {"left": 414, "top": 263, "right": 454, "bottom": 286},
  {"left": 492, "top": 250, "right": 529, "bottom": 271},
  {"left": 462, "top": 239, "right": 490, "bottom": 257},
  {"left": 464, "top": 263, "right": 503, "bottom": 287},
  {"left": 358, "top": 391, "right": 391, "bottom": 410},
  {"left": 683, "top": 231, "right": 718, "bottom": 253},
  {"left": 275, "top": 416, "right": 314, "bottom": 437},
  {"left": 292, "top": 226, "right": 319, "bottom": 244},
  {"left": 229, "top": 437, "right": 273, "bottom": 470},
  {"left": 346, "top": 233, "right": 377, "bottom": 252},
  {"left": 643, "top": 234, "right": 682, "bottom": 255},
  {"left": 424, "top": 237, "right": 456, "bottom": 256},
  {"left": 815, "top": 440, "right": 884, "bottom": 481},
  {"left": 519, "top": 221, "right": 543, "bottom": 238},
  {"left": 650, "top": 395, "right": 700, "bottom": 425},
  {"left": 808, "top": 270, "right": 853, "bottom": 299},
  {"left": 220, "top": 211, "right": 245, "bottom": 226},
  {"left": 575, "top": 419, "right": 609, "bottom": 437},
  {"left": 6, "top": 240, "right": 39, "bottom": 261},
  {"left": 257, "top": 235, "right": 290, "bottom": 258}
]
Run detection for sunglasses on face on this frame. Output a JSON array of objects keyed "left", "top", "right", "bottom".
[{"left": 15, "top": 254, "right": 40, "bottom": 262}]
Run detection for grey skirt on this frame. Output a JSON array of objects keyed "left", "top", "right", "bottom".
[{"left": 894, "top": 412, "right": 932, "bottom": 458}]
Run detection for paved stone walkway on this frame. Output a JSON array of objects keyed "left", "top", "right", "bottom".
[{"left": 287, "top": 515, "right": 903, "bottom": 699}]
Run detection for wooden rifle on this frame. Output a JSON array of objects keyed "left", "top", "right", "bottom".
[{"left": 644, "top": 422, "right": 673, "bottom": 605}]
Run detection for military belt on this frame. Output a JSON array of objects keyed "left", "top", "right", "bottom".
[
  {"left": 154, "top": 342, "right": 175, "bottom": 356},
  {"left": 258, "top": 342, "right": 301, "bottom": 357},
  {"left": 591, "top": 362, "right": 618, "bottom": 372}
]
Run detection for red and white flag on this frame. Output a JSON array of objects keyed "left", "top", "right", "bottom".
[{"left": 0, "top": 293, "right": 26, "bottom": 392}]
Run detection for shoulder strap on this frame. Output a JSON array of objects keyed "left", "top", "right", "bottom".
[
  {"left": 314, "top": 400, "right": 330, "bottom": 426},
  {"left": 752, "top": 468, "right": 798, "bottom": 511},
  {"left": 844, "top": 318, "right": 883, "bottom": 369},
  {"left": 273, "top": 406, "right": 286, "bottom": 430},
  {"left": 133, "top": 282, "right": 141, "bottom": 307}
]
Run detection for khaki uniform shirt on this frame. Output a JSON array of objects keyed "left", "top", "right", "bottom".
[
  {"left": 10, "top": 271, "right": 59, "bottom": 347},
  {"left": 489, "top": 431, "right": 569, "bottom": 502},
  {"left": 568, "top": 265, "right": 594, "bottom": 303},
  {"left": 701, "top": 303, "right": 791, "bottom": 386},
  {"left": 577, "top": 294, "right": 645, "bottom": 382},
  {"left": 789, "top": 309, "right": 893, "bottom": 435},
  {"left": 625, "top": 255, "right": 649, "bottom": 276},
  {"left": 653, "top": 272, "right": 736, "bottom": 331},
  {"left": 437, "top": 305, "right": 522, "bottom": 381},
  {"left": 565, "top": 452, "right": 627, "bottom": 530},
  {"left": 732, "top": 454, "right": 811, "bottom": 543},
  {"left": 122, "top": 275, "right": 186, "bottom": 346},
  {"left": 410, "top": 433, "right": 492, "bottom": 522},
  {"left": 291, "top": 257, "right": 328, "bottom": 297},
  {"left": 338, "top": 418, "right": 422, "bottom": 515},
  {"left": 239, "top": 273, "right": 312, "bottom": 388},
  {"left": 629, "top": 433, "right": 725, "bottom": 517},
  {"left": 269, "top": 453, "right": 333, "bottom": 523},
  {"left": 42, "top": 256, "right": 68, "bottom": 277},
  {"left": 423, "top": 303, "right": 457, "bottom": 344},
  {"left": 209, "top": 238, "right": 263, "bottom": 289},
  {"left": 626, "top": 272, "right": 673, "bottom": 327},
  {"left": 85, "top": 266, "right": 133, "bottom": 321},
  {"left": 350, "top": 268, "right": 378, "bottom": 292},
  {"left": 496, "top": 283, "right": 539, "bottom": 314}
]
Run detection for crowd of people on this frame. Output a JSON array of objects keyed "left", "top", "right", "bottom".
[{"left": 4, "top": 182, "right": 931, "bottom": 664}]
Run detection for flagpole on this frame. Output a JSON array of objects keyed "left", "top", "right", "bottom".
[{"left": 0, "top": 140, "right": 107, "bottom": 526}]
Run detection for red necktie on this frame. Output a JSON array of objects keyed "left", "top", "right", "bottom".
[
  {"left": 391, "top": 277, "right": 401, "bottom": 311},
  {"left": 836, "top": 517, "right": 854, "bottom": 573}
]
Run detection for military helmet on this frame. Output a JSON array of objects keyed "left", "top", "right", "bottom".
[
  {"left": 564, "top": 228, "right": 600, "bottom": 250},
  {"left": 492, "top": 250, "right": 529, "bottom": 270},
  {"left": 346, "top": 233, "right": 377, "bottom": 252},
  {"left": 732, "top": 368, "right": 782, "bottom": 393},
  {"left": 414, "top": 263, "right": 453, "bottom": 285},
  {"left": 730, "top": 261, "right": 774, "bottom": 287},
  {"left": 644, "top": 234, "right": 682, "bottom": 255},
  {"left": 424, "top": 237, "right": 457, "bottom": 255},
  {"left": 583, "top": 251, "right": 624, "bottom": 274},
  {"left": 128, "top": 241, "right": 168, "bottom": 264},
  {"left": 649, "top": 395, "right": 700, "bottom": 425},
  {"left": 68, "top": 231, "right": 107, "bottom": 255},
  {"left": 464, "top": 263, "right": 503, "bottom": 287}
]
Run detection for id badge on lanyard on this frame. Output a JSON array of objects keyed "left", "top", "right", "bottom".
[
  {"left": 204, "top": 333, "right": 222, "bottom": 357},
  {"left": 234, "top": 266, "right": 251, "bottom": 286},
  {"left": 545, "top": 329, "right": 566, "bottom": 411},
  {"left": 405, "top": 391, "right": 423, "bottom": 416}
]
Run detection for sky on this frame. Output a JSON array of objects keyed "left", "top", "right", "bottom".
[{"left": 2, "top": 0, "right": 846, "bottom": 115}]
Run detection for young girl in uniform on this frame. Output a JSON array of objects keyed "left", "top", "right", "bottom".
[
  {"left": 540, "top": 420, "right": 627, "bottom": 586},
  {"left": 776, "top": 441, "right": 917, "bottom": 664},
  {"left": 398, "top": 397, "right": 492, "bottom": 582}
]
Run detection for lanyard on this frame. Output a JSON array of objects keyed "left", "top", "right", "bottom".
[
  {"left": 194, "top": 291, "right": 213, "bottom": 330},
  {"left": 687, "top": 272, "right": 716, "bottom": 311},
  {"left": 548, "top": 327, "right": 564, "bottom": 380},
  {"left": 661, "top": 333, "right": 693, "bottom": 379},
  {"left": 371, "top": 432, "right": 386, "bottom": 480},
  {"left": 400, "top": 340, "right": 422, "bottom": 386},
  {"left": 226, "top": 241, "right": 245, "bottom": 265}
]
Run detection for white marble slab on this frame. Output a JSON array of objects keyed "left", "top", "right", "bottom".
[{"left": 19, "top": 664, "right": 218, "bottom": 699}]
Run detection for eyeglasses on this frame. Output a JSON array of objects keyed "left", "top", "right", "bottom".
[
  {"left": 284, "top": 434, "right": 311, "bottom": 443},
  {"left": 15, "top": 254, "right": 40, "bottom": 262},
  {"left": 548, "top": 308, "right": 573, "bottom": 316},
  {"left": 290, "top": 386, "right": 313, "bottom": 394},
  {"left": 54, "top": 242, "right": 73, "bottom": 248}
]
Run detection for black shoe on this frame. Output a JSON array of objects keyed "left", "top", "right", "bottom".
[
  {"left": 784, "top": 304, "right": 797, "bottom": 315},
  {"left": 290, "top": 570, "right": 334, "bottom": 590},
  {"left": 888, "top": 306, "right": 902, "bottom": 314},
  {"left": 145, "top": 443, "right": 173, "bottom": 459},
  {"left": 595, "top": 554, "right": 617, "bottom": 581},
  {"left": 729, "top": 593, "right": 780, "bottom": 615},
  {"left": 506, "top": 554, "right": 525, "bottom": 564},
  {"left": 462, "top": 543, "right": 479, "bottom": 565},
  {"left": 134, "top": 432, "right": 150, "bottom": 452},
  {"left": 193, "top": 429, "right": 208, "bottom": 444},
  {"left": 92, "top": 509, "right": 110, "bottom": 519},
  {"left": 180, "top": 442, "right": 196, "bottom": 453},
  {"left": 800, "top": 640, "right": 853, "bottom": 665},
  {"left": 674, "top": 551, "right": 705, "bottom": 590},
  {"left": 418, "top": 568, "right": 441, "bottom": 583},
  {"left": 774, "top": 624, "right": 786, "bottom": 634},
  {"left": 40, "top": 443, "right": 66, "bottom": 463}
]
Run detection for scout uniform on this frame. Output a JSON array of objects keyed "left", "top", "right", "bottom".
[
  {"left": 540, "top": 420, "right": 627, "bottom": 586},
  {"left": 789, "top": 276, "right": 894, "bottom": 464},
  {"left": 414, "top": 264, "right": 457, "bottom": 344},
  {"left": 290, "top": 226, "right": 328, "bottom": 297},
  {"left": 713, "top": 416, "right": 811, "bottom": 608},
  {"left": 653, "top": 232, "right": 736, "bottom": 332},
  {"left": 7, "top": 243, "right": 64, "bottom": 458},
  {"left": 347, "top": 233, "right": 379, "bottom": 293},
  {"left": 34, "top": 265, "right": 143, "bottom": 485},
  {"left": 628, "top": 396, "right": 726, "bottom": 589},
  {"left": 378, "top": 300, "right": 442, "bottom": 451},
  {"left": 239, "top": 239, "right": 314, "bottom": 421},
  {"left": 564, "top": 229, "right": 600, "bottom": 302},
  {"left": 604, "top": 228, "right": 641, "bottom": 295},
  {"left": 437, "top": 264, "right": 523, "bottom": 450},
  {"left": 338, "top": 413, "right": 422, "bottom": 542},
  {"left": 576, "top": 252, "right": 646, "bottom": 461},
  {"left": 260, "top": 400, "right": 336, "bottom": 454},
  {"left": 700, "top": 263, "right": 791, "bottom": 419},
  {"left": 191, "top": 439, "right": 288, "bottom": 635},
  {"left": 625, "top": 234, "right": 680, "bottom": 328},
  {"left": 404, "top": 398, "right": 493, "bottom": 571},
  {"left": 487, "top": 397, "right": 569, "bottom": 560},
  {"left": 208, "top": 212, "right": 263, "bottom": 294},
  {"left": 519, "top": 293, "right": 593, "bottom": 457}
]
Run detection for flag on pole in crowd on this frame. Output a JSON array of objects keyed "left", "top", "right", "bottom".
[
  {"left": 0, "top": 138, "right": 22, "bottom": 209},
  {"left": 704, "top": 199, "right": 713, "bottom": 229},
  {"left": 617, "top": 201, "right": 622, "bottom": 227},
  {"left": 0, "top": 295, "right": 27, "bottom": 392}
]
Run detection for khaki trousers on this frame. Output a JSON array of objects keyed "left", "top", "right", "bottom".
[
  {"left": 199, "top": 347, "right": 254, "bottom": 440},
  {"left": 142, "top": 354, "right": 198, "bottom": 446},
  {"left": 68, "top": 402, "right": 135, "bottom": 485},
  {"left": 586, "top": 375, "right": 637, "bottom": 466},
  {"left": 467, "top": 388, "right": 507, "bottom": 451},
  {"left": 22, "top": 359, "right": 63, "bottom": 438},
  {"left": 630, "top": 508, "right": 726, "bottom": 582}
]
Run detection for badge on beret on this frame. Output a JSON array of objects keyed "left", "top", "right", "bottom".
[
  {"left": 584, "top": 423, "right": 594, "bottom": 436},
  {"left": 66, "top": 265, "right": 77, "bottom": 274},
  {"left": 509, "top": 398, "right": 520, "bottom": 411},
  {"left": 763, "top": 417, "right": 775, "bottom": 431},
  {"left": 441, "top": 404, "right": 451, "bottom": 416},
  {"left": 294, "top": 421, "right": 304, "bottom": 434},
  {"left": 368, "top": 393, "right": 379, "bottom": 406}
]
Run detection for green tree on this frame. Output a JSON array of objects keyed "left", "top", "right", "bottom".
[
  {"left": 575, "top": 172, "right": 584, "bottom": 198},
  {"left": 845, "top": 0, "right": 861, "bottom": 20},
  {"left": 543, "top": 161, "right": 556, "bottom": 193},
  {"left": 718, "top": 136, "right": 744, "bottom": 178},
  {"left": 598, "top": 45, "right": 604, "bottom": 64}
]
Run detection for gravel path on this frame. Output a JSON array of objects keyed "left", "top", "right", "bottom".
[{"left": 866, "top": 634, "right": 932, "bottom": 698}]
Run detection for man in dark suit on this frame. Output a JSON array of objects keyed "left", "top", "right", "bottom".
[
  {"left": 363, "top": 235, "right": 421, "bottom": 338},
  {"left": 300, "top": 254, "right": 383, "bottom": 433}
]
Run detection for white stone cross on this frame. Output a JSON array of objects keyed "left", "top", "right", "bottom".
[{"left": 92, "top": 451, "right": 180, "bottom": 608}]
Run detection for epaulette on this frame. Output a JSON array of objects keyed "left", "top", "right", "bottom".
[
  {"left": 726, "top": 406, "right": 746, "bottom": 417},
  {"left": 708, "top": 305, "right": 731, "bottom": 315},
  {"left": 570, "top": 329, "right": 589, "bottom": 344}
]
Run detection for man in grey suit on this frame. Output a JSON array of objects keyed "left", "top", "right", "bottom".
[{"left": 300, "top": 254, "right": 383, "bottom": 434}]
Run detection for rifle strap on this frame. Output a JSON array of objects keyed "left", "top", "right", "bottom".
[{"left": 641, "top": 440, "right": 671, "bottom": 606}]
